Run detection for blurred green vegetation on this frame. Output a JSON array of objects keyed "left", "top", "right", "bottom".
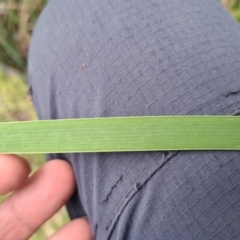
[
  {"left": 229, "top": 0, "right": 240, "bottom": 21},
  {"left": 0, "top": 69, "right": 36, "bottom": 122},
  {"left": 0, "top": 0, "right": 47, "bottom": 72}
]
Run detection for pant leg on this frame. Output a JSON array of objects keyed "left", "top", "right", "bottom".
[{"left": 28, "top": 0, "right": 240, "bottom": 239}]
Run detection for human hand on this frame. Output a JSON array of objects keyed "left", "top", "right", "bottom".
[{"left": 0, "top": 154, "right": 93, "bottom": 240}]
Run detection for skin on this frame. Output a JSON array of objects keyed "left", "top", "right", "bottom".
[{"left": 0, "top": 154, "right": 93, "bottom": 240}]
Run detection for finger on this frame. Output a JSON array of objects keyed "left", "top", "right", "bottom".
[
  {"left": 0, "top": 154, "right": 31, "bottom": 195},
  {"left": 48, "top": 218, "right": 93, "bottom": 240},
  {"left": 0, "top": 159, "right": 75, "bottom": 240}
]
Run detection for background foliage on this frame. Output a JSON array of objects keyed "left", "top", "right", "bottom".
[
  {"left": 229, "top": 0, "right": 240, "bottom": 21},
  {"left": 0, "top": 0, "right": 239, "bottom": 239},
  {"left": 0, "top": 0, "right": 47, "bottom": 72}
]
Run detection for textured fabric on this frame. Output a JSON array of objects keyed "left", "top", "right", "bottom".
[{"left": 28, "top": 0, "right": 240, "bottom": 239}]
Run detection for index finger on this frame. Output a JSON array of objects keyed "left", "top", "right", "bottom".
[{"left": 0, "top": 154, "right": 31, "bottom": 195}]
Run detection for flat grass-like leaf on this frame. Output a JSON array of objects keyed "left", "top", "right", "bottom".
[{"left": 0, "top": 116, "right": 240, "bottom": 154}]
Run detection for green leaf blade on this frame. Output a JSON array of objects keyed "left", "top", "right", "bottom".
[{"left": 0, "top": 116, "right": 240, "bottom": 154}]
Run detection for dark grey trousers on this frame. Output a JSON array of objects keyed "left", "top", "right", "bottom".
[{"left": 28, "top": 0, "right": 240, "bottom": 239}]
